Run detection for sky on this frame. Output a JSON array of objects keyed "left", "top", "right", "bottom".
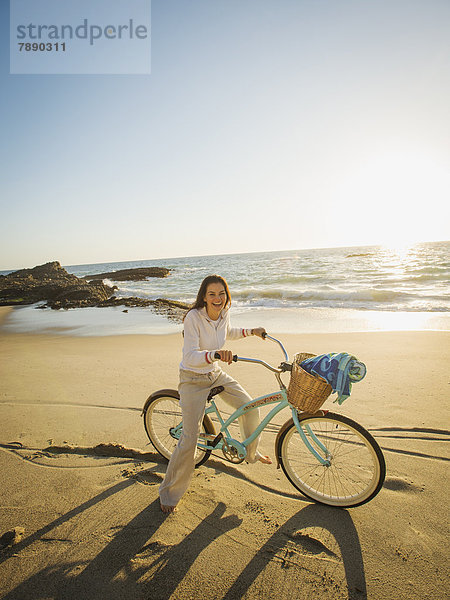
[{"left": 1, "top": 0, "right": 450, "bottom": 270}]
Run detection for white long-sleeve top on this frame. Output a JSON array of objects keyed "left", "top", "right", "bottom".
[{"left": 180, "top": 307, "right": 252, "bottom": 373}]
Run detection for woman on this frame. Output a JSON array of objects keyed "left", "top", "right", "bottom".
[{"left": 159, "top": 274, "right": 271, "bottom": 513}]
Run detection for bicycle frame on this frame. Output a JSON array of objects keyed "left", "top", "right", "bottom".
[
  {"left": 204, "top": 391, "right": 288, "bottom": 456},
  {"left": 168, "top": 389, "right": 285, "bottom": 451},
  {"left": 169, "top": 334, "right": 333, "bottom": 465},
  {"left": 207, "top": 394, "right": 330, "bottom": 465}
]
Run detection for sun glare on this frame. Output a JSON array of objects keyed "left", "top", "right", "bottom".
[
  {"left": 380, "top": 239, "right": 417, "bottom": 257},
  {"left": 336, "top": 146, "right": 450, "bottom": 248},
  {"left": 364, "top": 311, "right": 443, "bottom": 331}
]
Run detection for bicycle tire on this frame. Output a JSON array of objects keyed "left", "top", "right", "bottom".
[
  {"left": 277, "top": 412, "right": 386, "bottom": 507},
  {"left": 143, "top": 390, "right": 215, "bottom": 468}
]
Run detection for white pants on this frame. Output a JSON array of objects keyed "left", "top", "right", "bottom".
[{"left": 159, "top": 367, "right": 262, "bottom": 506}]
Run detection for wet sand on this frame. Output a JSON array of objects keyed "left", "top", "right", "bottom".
[{"left": 0, "top": 311, "right": 448, "bottom": 599}]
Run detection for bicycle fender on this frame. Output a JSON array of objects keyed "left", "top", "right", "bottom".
[
  {"left": 275, "top": 410, "right": 327, "bottom": 468},
  {"left": 141, "top": 388, "right": 179, "bottom": 416}
]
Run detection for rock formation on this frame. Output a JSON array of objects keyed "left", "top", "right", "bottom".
[
  {"left": 0, "top": 262, "right": 114, "bottom": 308},
  {"left": 0, "top": 261, "right": 188, "bottom": 322},
  {"left": 83, "top": 267, "right": 170, "bottom": 281}
]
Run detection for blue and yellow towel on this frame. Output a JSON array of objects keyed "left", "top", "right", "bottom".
[{"left": 300, "top": 353, "right": 367, "bottom": 405}]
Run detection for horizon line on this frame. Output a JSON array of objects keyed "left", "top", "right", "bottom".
[{"left": 1, "top": 239, "right": 449, "bottom": 273}]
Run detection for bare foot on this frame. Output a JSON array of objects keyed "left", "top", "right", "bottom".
[
  {"left": 160, "top": 501, "right": 177, "bottom": 514},
  {"left": 257, "top": 454, "right": 272, "bottom": 465}
]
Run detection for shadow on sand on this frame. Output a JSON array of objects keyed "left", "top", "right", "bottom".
[{"left": 1, "top": 475, "right": 367, "bottom": 600}]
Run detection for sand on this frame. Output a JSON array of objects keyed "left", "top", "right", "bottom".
[{"left": 0, "top": 306, "right": 449, "bottom": 599}]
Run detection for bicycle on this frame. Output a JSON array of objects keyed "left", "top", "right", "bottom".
[{"left": 142, "top": 335, "right": 386, "bottom": 508}]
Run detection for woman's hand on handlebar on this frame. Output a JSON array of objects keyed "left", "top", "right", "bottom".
[
  {"left": 252, "top": 327, "right": 266, "bottom": 339},
  {"left": 216, "top": 350, "right": 234, "bottom": 364}
]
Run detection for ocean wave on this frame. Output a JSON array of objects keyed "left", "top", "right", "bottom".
[
  {"left": 407, "top": 265, "right": 450, "bottom": 276},
  {"left": 63, "top": 241, "right": 449, "bottom": 315},
  {"left": 250, "top": 274, "right": 326, "bottom": 285},
  {"left": 232, "top": 297, "right": 450, "bottom": 312},
  {"left": 235, "top": 287, "right": 420, "bottom": 302},
  {"left": 407, "top": 273, "right": 450, "bottom": 283},
  {"left": 110, "top": 280, "right": 448, "bottom": 313},
  {"left": 231, "top": 286, "right": 449, "bottom": 312}
]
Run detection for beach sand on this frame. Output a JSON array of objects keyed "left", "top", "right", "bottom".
[{"left": 0, "top": 306, "right": 448, "bottom": 599}]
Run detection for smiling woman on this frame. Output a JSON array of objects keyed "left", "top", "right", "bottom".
[{"left": 158, "top": 274, "right": 271, "bottom": 513}]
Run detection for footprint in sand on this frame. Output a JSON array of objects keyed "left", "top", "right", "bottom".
[
  {"left": 383, "top": 476, "right": 424, "bottom": 493},
  {"left": 287, "top": 531, "right": 339, "bottom": 560},
  {"left": 121, "top": 467, "right": 163, "bottom": 485},
  {"left": 245, "top": 500, "right": 266, "bottom": 514}
]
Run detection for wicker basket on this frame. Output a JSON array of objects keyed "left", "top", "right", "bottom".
[{"left": 287, "top": 353, "right": 332, "bottom": 412}]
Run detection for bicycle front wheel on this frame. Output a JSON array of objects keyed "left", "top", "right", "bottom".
[
  {"left": 143, "top": 391, "right": 215, "bottom": 468},
  {"left": 278, "top": 412, "right": 385, "bottom": 507}
]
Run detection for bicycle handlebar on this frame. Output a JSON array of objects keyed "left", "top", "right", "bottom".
[
  {"left": 263, "top": 334, "right": 289, "bottom": 361},
  {"left": 214, "top": 334, "right": 290, "bottom": 373}
]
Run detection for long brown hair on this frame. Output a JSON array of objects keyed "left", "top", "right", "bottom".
[{"left": 184, "top": 275, "right": 231, "bottom": 320}]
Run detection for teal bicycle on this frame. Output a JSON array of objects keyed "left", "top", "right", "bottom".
[{"left": 142, "top": 335, "right": 385, "bottom": 508}]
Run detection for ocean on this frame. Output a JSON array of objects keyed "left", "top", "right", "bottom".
[{"left": 2, "top": 241, "right": 449, "bottom": 336}]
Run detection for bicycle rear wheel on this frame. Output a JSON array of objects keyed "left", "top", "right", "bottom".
[
  {"left": 143, "top": 390, "right": 214, "bottom": 468},
  {"left": 278, "top": 412, "right": 385, "bottom": 507}
]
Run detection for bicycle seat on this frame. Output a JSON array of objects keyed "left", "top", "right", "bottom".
[{"left": 207, "top": 386, "right": 224, "bottom": 401}]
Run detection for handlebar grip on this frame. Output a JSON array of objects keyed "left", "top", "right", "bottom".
[{"left": 214, "top": 352, "right": 238, "bottom": 362}]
